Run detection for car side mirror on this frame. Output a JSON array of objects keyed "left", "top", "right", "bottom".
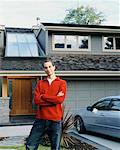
[{"left": 87, "top": 106, "right": 93, "bottom": 111}]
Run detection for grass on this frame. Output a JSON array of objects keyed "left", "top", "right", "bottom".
[
  {"left": 0, "top": 145, "right": 68, "bottom": 150},
  {"left": 0, "top": 145, "right": 50, "bottom": 150}
]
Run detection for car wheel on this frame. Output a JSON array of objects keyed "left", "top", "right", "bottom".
[{"left": 74, "top": 116, "right": 85, "bottom": 133}]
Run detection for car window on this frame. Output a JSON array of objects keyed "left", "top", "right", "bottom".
[
  {"left": 110, "top": 99, "right": 120, "bottom": 111},
  {"left": 93, "top": 99, "right": 111, "bottom": 110}
]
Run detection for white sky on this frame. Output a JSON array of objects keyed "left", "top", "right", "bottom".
[{"left": 0, "top": 0, "right": 119, "bottom": 28}]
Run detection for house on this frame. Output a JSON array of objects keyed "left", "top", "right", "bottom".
[{"left": 0, "top": 23, "right": 120, "bottom": 124}]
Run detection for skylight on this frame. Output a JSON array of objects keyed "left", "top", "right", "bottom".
[{"left": 5, "top": 32, "right": 39, "bottom": 57}]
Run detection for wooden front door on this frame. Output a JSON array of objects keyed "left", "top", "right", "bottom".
[{"left": 10, "top": 78, "right": 35, "bottom": 116}]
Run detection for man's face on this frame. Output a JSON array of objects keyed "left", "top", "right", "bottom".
[{"left": 44, "top": 61, "right": 55, "bottom": 76}]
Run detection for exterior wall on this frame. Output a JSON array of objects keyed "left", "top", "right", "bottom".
[
  {"left": 37, "top": 29, "right": 46, "bottom": 53},
  {"left": 91, "top": 35, "right": 102, "bottom": 54},
  {"left": 0, "top": 78, "right": 2, "bottom": 97},
  {"left": 47, "top": 31, "right": 120, "bottom": 55},
  {"left": 0, "top": 29, "right": 4, "bottom": 69},
  {"left": 48, "top": 33, "right": 52, "bottom": 53},
  {"left": 0, "top": 97, "right": 10, "bottom": 124},
  {"left": 0, "top": 30, "right": 4, "bottom": 49}
]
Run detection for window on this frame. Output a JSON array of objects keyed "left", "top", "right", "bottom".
[
  {"left": 78, "top": 36, "right": 88, "bottom": 49},
  {"left": 115, "top": 38, "right": 120, "bottom": 49},
  {"left": 66, "top": 35, "right": 77, "bottom": 49},
  {"left": 6, "top": 32, "right": 39, "bottom": 57},
  {"left": 93, "top": 99, "right": 111, "bottom": 110},
  {"left": 104, "top": 37, "right": 113, "bottom": 49},
  {"left": 53, "top": 34, "right": 90, "bottom": 51},
  {"left": 54, "top": 35, "right": 65, "bottom": 48},
  {"left": 103, "top": 36, "right": 120, "bottom": 51},
  {"left": 111, "top": 99, "right": 120, "bottom": 110}
]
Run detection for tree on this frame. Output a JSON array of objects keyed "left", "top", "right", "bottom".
[{"left": 62, "top": 6, "right": 105, "bottom": 25}]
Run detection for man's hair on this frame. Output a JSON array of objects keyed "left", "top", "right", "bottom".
[{"left": 43, "top": 58, "right": 55, "bottom": 66}]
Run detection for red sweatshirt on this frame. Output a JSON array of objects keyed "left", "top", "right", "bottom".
[{"left": 34, "top": 77, "right": 67, "bottom": 121}]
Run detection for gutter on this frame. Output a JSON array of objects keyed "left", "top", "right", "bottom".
[
  {"left": 45, "top": 26, "right": 120, "bottom": 34},
  {"left": 0, "top": 70, "right": 120, "bottom": 77}
]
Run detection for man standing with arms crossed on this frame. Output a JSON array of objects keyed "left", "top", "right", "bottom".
[{"left": 26, "top": 58, "right": 67, "bottom": 150}]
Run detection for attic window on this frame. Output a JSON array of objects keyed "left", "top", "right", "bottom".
[
  {"left": 5, "top": 32, "right": 39, "bottom": 57},
  {"left": 54, "top": 35, "right": 65, "bottom": 48},
  {"left": 53, "top": 34, "right": 90, "bottom": 51},
  {"left": 78, "top": 36, "right": 88, "bottom": 49},
  {"left": 103, "top": 36, "right": 120, "bottom": 51}
]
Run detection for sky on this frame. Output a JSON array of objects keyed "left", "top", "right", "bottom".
[{"left": 0, "top": 0, "right": 119, "bottom": 28}]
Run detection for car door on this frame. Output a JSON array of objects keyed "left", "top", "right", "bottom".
[
  {"left": 86, "top": 98, "right": 111, "bottom": 133},
  {"left": 106, "top": 98, "right": 120, "bottom": 137}
]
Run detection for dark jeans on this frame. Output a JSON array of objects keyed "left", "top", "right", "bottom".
[{"left": 26, "top": 119, "right": 62, "bottom": 150}]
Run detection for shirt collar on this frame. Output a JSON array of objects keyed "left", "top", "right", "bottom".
[{"left": 43, "top": 76, "right": 60, "bottom": 81}]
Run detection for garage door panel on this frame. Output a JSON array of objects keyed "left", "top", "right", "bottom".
[{"left": 66, "top": 80, "right": 120, "bottom": 113}]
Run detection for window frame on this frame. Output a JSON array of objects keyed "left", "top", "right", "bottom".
[
  {"left": 5, "top": 32, "right": 40, "bottom": 57},
  {"left": 92, "top": 98, "right": 111, "bottom": 111},
  {"left": 110, "top": 98, "right": 120, "bottom": 111},
  {"left": 102, "top": 36, "right": 120, "bottom": 52},
  {"left": 52, "top": 34, "right": 91, "bottom": 51}
]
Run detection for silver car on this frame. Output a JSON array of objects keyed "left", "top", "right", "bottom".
[{"left": 74, "top": 96, "right": 120, "bottom": 138}]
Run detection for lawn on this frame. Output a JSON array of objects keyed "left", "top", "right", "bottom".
[
  {"left": 0, "top": 145, "right": 50, "bottom": 150},
  {"left": 0, "top": 145, "right": 68, "bottom": 150}
]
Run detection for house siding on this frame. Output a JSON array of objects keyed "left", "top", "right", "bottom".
[
  {"left": 0, "top": 79, "right": 1, "bottom": 97},
  {"left": 91, "top": 35, "right": 102, "bottom": 54},
  {"left": 48, "top": 33, "right": 52, "bottom": 53},
  {"left": 37, "top": 29, "right": 46, "bottom": 53},
  {"left": 47, "top": 30, "right": 120, "bottom": 55},
  {"left": 0, "top": 31, "right": 4, "bottom": 49}
]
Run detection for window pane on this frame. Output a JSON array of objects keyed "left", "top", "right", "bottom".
[
  {"left": 7, "top": 33, "right": 17, "bottom": 42},
  {"left": 29, "top": 43, "right": 39, "bottom": 56},
  {"left": 111, "top": 99, "right": 120, "bottom": 110},
  {"left": 16, "top": 34, "right": 26, "bottom": 42},
  {"left": 94, "top": 99, "right": 110, "bottom": 110},
  {"left": 104, "top": 37, "right": 113, "bottom": 49},
  {"left": 6, "top": 44, "right": 19, "bottom": 56},
  {"left": 78, "top": 36, "right": 88, "bottom": 49},
  {"left": 115, "top": 38, "right": 120, "bottom": 50},
  {"left": 26, "top": 34, "right": 36, "bottom": 43},
  {"left": 66, "top": 36, "right": 76, "bottom": 49},
  {"left": 6, "top": 32, "right": 39, "bottom": 57},
  {"left": 54, "top": 35, "right": 65, "bottom": 48},
  {"left": 18, "top": 43, "right": 31, "bottom": 56}
]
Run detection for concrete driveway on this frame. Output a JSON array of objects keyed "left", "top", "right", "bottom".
[
  {"left": 0, "top": 125, "right": 120, "bottom": 149},
  {"left": 70, "top": 130, "right": 120, "bottom": 150}
]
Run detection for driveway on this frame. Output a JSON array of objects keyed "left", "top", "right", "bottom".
[
  {"left": 0, "top": 125, "right": 120, "bottom": 150},
  {"left": 70, "top": 129, "right": 120, "bottom": 150}
]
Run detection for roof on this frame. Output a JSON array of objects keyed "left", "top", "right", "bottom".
[
  {"left": 5, "top": 27, "right": 32, "bottom": 33},
  {"left": 42, "top": 22, "right": 120, "bottom": 29},
  {"left": 40, "top": 23, "right": 120, "bottom": 34},
  {"left": 1, "top": 54, "right": 120, "bottom": 71},
  {"left": 0, "top": 24, "right": 120, "bottom": 74}
]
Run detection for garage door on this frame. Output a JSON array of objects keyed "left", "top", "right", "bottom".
[{"left": 65, "top": 80, "right": 120, "bottom": 112}]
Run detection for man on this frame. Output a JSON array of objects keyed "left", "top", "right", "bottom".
[{"left": 26, "top": 58, "right": 67, "bottom": 150}]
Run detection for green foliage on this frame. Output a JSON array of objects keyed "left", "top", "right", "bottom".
[
  {"left": 62, "top": 6, "right": 105, "bottom": 25},
  {"left": 61, "top": 109, "right": 80, "bottom": 149},
  {"left": 40, "top": 106, "right": 80, "bottom": 149}
]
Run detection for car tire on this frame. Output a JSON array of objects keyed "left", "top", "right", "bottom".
[{"left": 74, "top": 116, "right": 85, "bottom": 133}]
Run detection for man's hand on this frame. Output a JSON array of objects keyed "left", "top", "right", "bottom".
[{"left": 57, "top": 91, "right": 64, "bottom": 97}]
